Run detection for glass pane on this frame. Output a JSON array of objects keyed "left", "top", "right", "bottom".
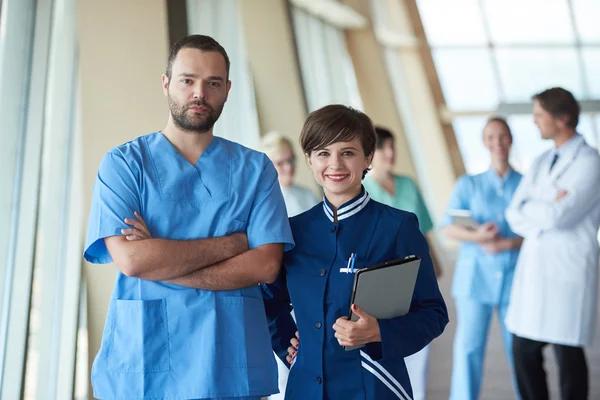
[
  {"left": 74, "top": 282, "right": 89, "bottom": 400},
  {"left": 572, "top": 0, "right": 600, "bottom": 43},
  {"left": 0, "top": 0, "right": 38, "bottom": 396},
  {"left": 452, "top": 116, "right": 491, "bottom": 174},
  {"left": 417, "top": 0, "right": 487, "bottom": 46},
  {"left": 323, "top": 23, "right": 363, "bottom": 110},
  {"left": 578, "top": 114, "right": 597, "bottom": 150},
  {"left": 496, "top": 48, "right": 583, "bottom": 102},
  {"left": 0, "top": 0, "right": 36, "bottom": 298},
  {"left": 483, "top": 0, "right": 575, "bottom": 44},
  {"left": 305, "top": 11, "right": 334, "bottom": 110},
  {"left": 433, "top": 49, "right": 499, "bottom": 111},
  {"left": 595, "top": 114, "right": 600, "bottom": 149},
  {"left": 187, "top": 0, "right": 261, "bottom": 150},
  {"left": 581, "top": 48, "right": 600, "bottom": 99},
  {"left": 507, "top": 115, "right": 553, "bottom": 173},
  {"left": 24, "top": 0, "right": 79, "bottom": 396}
]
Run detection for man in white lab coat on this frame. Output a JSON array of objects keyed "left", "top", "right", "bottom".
[{"left": 505, "top": 87, "right": 600, "bottom": 400}]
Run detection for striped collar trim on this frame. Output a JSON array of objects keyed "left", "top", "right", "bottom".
[{"left": 323, "top": 191, "right": 371, "bottom": 222}]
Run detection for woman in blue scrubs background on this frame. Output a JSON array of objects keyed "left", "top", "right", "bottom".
[
  {"left": 262, "top": 105, "right": 448, "bottom": 400},
  {"left": 440, "top": 117, "right": 523, "bottom": 400}
]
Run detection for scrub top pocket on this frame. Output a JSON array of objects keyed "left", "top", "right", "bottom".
[{"left": 108, "top": 299, "right": 170, "bottom": 373}]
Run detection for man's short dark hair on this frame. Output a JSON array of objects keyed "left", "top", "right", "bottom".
[
  {"left": 300, "top": 105, "right": 376, "bottom": 179},
  {"left": 532, "top": 87, "right": 580, "bottom": 129},
  {"left": 166, "top": 35, "right": 230, "bottom": 80},
  {"left": 374, "top": 126, "right": 394, "bottom": 149}
]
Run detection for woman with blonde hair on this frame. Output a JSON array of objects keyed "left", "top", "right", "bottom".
[
  {"left": 261, "top": 131, "right": 318, "bottom": 400},
  {"left": 261, "top": 131, "right": 318, "bottom": 217}
]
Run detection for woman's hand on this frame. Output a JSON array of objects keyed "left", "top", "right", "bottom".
[
  {"left": 121, "top": 211, "right": 152, "bottom": 240},
  {"left": 479, "top": 237, "right": 512, "bottom": 254},
  {"left": 480, "top": 237, "right": 508, "bottom": 254},
  {"left": 481, "top": 236, "right": 523, "bottom": 253},
  {"left": 333, "top": 305, "right": 381, "bottom": 347},
  {"left": 474, "top": 222, "right": 499, "bottom": 242},
  {"left": 285, "top": 331, "right": 300, "bottom": 364}
]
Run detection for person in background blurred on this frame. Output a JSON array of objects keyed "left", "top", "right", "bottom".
[
  {"left": 506, "top": 87, "right": 600, "bottom": 400},
  {"left": 440, "top": 117, "right": 523, "bottom": 400},
  {"left": 261, "top": 131, "right": 318, "bottom": 400},
  {"left": 262, "top": 131, "right": 318, "bottom": 218},
  {"left": 362, "top": 126, "right": 441, "bottom": 400}
]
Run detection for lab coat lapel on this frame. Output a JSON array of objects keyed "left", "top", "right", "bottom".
[{"left": 549, "top": 137, "right": 584, "bottom": 183}]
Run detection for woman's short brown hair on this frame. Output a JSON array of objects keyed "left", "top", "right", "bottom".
[
  {"left": 300, "top": 105, "right": 376, "bottom": 156},
  {"left": 300, "top": 105, "right": 376, "bottom": 179}
]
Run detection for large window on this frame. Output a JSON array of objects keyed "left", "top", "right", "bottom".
[
  {"left": 186, "top": 0, "right": 261, "bottom": 150},
  {"left": 418, "top": 0, "right": 600, "bottom": 174},
  {"left": 291, "top": 4, "right": 363, "bottom": 112},
  {"left": 0, "top": 0, "right": 83, "bottom": 398}
]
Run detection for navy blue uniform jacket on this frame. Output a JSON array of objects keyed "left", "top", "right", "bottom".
[{"left": 262, "top": 191, "right": 448, "bottom": 400}]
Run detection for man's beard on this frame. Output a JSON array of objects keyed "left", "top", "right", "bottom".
[{"left": 168, "top": 94, "right": 224, "bottom": 133}]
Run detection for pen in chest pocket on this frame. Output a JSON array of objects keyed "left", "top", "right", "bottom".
[{"left": 339, "top": 253, "right": 358, "bottom": 274}]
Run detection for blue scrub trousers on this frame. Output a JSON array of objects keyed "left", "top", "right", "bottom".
[{"left": 449, "top": 297, "right": 519, "bottom": 400}]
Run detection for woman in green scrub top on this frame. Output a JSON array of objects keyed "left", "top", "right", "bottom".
[{"left": 362, "top": 126, "right": 440, "bottom": 400}]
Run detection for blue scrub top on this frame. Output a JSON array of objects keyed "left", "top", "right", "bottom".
[
  {"left": 440, "top": 168, "right": 522, "bottom": 305},
  {"left": 262, "top": 190, "right": 448, "bottom": 400},
  {"left": 84, "top": 132, "right": 294, "bottom": 399}
]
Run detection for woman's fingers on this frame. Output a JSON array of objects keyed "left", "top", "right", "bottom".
[
  {"left": 290, "top": 337, "right": 299, "bottom": 349},
  {"left": 333, "top": 318, "right": 352, "bottom": 334},
  {"left": 287, "top": 345, "right": 297, "bottom": 364},
  {"left": 286, "top": 333, "right": 300, "bottom": 364},
  {"left": 334, "top": 331, "right": 360, "bottom": 347}
]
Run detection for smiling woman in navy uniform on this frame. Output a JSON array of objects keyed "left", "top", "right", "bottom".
[{"left": 261, "top": 105, "right": 448, "bottom": 400}]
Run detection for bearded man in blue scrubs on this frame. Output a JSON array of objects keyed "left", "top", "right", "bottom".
[{"left": 83, "top": 35, "right": 294, "bottom": 400}]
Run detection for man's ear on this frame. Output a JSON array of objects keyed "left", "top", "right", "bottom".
[
  {"left": 557, "top": 113, "right": 570, "bottom": 129},
  {"left": 161, "top": 74, "right": 170, "bottom": 96}
]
